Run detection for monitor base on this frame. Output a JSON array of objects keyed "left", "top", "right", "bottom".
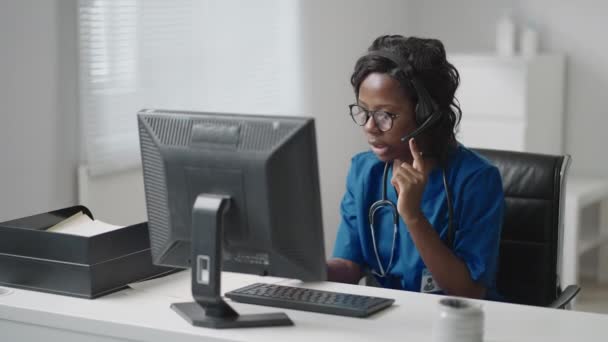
[{"left": 171, "top": 302, "right": 293, "bottom": 329}]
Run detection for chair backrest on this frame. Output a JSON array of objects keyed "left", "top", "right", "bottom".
[{"left": 473, "top": 148, "right": 571, "bottom": 306}]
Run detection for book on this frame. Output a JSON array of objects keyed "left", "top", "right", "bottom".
[{"left": 46, "top": 211, "right": 123, "bottom": 237}]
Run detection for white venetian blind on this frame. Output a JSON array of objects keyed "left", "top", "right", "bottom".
[{"left": 78, "top": 0, "right": 301, "bottom": 176}]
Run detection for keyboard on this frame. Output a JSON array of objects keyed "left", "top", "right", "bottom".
[{"left": 225, "top": 283, "right": 395, "bottom": 318}]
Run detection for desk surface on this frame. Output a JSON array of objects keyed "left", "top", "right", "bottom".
[{"left": 1, "top": 271, "right": 608, "bottom": 342}]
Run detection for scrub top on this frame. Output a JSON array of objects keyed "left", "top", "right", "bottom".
[{"left": 333, "top": 144, "right": 504, "bottom": 299}]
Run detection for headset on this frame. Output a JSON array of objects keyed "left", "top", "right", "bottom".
[
  {"left": 365, "top": 50, "right": 455, "bottom": 278},
  {"left": 367, "top": 50, "right": 443, "bottom": 143}
]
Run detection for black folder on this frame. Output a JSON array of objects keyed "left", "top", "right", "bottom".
[{"left": 0, "top": 205, "right": 174, "bottom": 298}]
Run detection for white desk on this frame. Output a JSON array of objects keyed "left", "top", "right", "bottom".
[
  {"left": 1, "top": 271, "right": 608, "bottom": 342},
  {"left": 562, "top": 177, "right": 608, "bottom": 288}
]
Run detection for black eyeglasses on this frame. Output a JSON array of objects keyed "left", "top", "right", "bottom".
[{"left": 348, "top": 104, "right": 400, "bottom": 132}]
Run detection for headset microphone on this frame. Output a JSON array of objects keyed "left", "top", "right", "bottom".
[{"left": 400, "top": 110, "right": 441, "bottom": 142}]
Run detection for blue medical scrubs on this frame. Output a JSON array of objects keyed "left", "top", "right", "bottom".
[{"left": 333, "top": 144, "right": 504, "bottom": 299}]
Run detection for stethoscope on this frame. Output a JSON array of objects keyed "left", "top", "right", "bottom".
[
  {"left": 368, "top": 162, "right": 399, "bottom": 278},
  {"left": 368, "top": 161, "right": 455, "bottom": 278}
]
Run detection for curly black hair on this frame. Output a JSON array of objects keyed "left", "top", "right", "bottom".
[{"left": 351, "top": 35, "right": 462, "bottom": 162}]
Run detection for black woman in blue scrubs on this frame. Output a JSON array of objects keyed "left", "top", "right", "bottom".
[{"left": 327, "top": 35, "right": 504, "bottom": 300}]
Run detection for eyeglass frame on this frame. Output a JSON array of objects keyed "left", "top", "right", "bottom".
[{"left": 348, "top": 104, "right": 401, "bottom": 132}]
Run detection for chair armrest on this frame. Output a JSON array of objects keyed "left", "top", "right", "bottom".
[{"left": 549, "top": 285, "right": 581, "bottom": 309}]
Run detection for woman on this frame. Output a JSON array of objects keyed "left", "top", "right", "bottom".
[{"left": 327, "top": 35, "right": 504, "bottom": 300}]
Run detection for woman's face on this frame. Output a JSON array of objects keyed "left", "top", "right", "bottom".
[{"left": 358, "top": 72, "right": 417, "bottom": 163}]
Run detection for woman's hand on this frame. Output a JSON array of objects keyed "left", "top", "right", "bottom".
[{"left": 391, "top": 138, "right": 433, "bottom": 224}]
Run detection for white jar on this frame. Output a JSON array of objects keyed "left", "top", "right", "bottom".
[
  {"left": 521, "top": 25, "right": 539, "bottom": 57},
  {"left": 496, "top": 13, "right": 516, "bottom": 57},
  {"left": 432, "top": 297, "right": 484, "bottom": 342}
]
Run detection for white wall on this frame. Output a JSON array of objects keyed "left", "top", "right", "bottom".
[
  {"left": 0, "top": 0, "right": 79, "bottom": 222},
  {"left": 298, "top": 0, "right": 411, "bottom": 255},
  {"left": 408, "top": 0, "right": 608, "bottom": 178}
]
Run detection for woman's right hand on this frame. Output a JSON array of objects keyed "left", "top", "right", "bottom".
[
  {"left": 326, "top": 258, "right": 362, "bottom": 284},
  {"left": 391, "top": 138, "right": 431, "bottom": 225}
]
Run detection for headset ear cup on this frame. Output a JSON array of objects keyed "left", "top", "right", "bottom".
[
  {"left": 414, "top": 103, "right": 424, "bottom": 126},
  {"left": 415, "top": 101, "right": 431, "bottom": 127}
]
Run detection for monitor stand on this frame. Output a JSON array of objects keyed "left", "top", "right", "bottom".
[{"left": 171, "top": 194, "right": 293, "bottom": 329}]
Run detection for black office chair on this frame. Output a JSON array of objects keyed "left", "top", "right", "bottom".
[{"left": 473, "top": 148, "right": 580, "bottom": 309}]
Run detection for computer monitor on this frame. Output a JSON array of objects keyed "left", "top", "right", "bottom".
[{"left": 137, "top": 109, "right": 326, "bottom": 328}]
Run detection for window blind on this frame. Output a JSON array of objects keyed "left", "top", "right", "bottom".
[{"left": 78, "top": 0, "right": 300, "bottom": 176}]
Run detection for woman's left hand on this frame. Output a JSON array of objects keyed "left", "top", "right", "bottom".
[{"left": 391, "top": 138, "right": 433, "bottom": 224}]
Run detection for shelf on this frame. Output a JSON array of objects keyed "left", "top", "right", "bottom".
[
  {"left": 567, "top": 178, "right": 608, "bottom": 207},
  {"left": 449, "top": 53, "right": 565, "bottom": 155}
]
